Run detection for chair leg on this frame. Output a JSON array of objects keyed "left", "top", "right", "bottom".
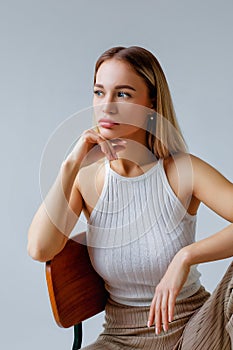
[{"left": 72, "top": 323, "right": 82, "bottom": 350}]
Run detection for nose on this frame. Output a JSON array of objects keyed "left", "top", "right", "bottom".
[
  {"left": 102, "top": 94, "right": 118, "bottom": 115},
  {"left": 102, "top": 102, "right": 118, "bottom": 115}
]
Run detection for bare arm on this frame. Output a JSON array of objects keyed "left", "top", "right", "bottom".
[
  {"left": 181, "top": 154, "right": 233, "bottom": 263},
  {"left": 27, "top": 159, "right": 83, "bottom": 262},
  {"left": 27, "top": 129, "right": 126, "bottom": 262},
  {"left": 148, "top": 154, "right": 233, "bottom": 333}
]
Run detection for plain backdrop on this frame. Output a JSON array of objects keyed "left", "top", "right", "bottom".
[{"left": 1, "top": 0, "right": 233, "bottom": 348}]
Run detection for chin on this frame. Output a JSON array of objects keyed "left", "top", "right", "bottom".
[{"left": 99, "top": 127, "right": 123, "bottom": 139}]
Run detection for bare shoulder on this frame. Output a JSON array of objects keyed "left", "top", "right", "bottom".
[
  {"left": 163, "top": 152, "right": 231, "bottom": 191},
  {"left": 163, "top": 153, "right": 200, "bottom": 215},
  {"left": 185, "top": 153, "right": 231, "bottom": 181},
  {"left": 74, "top": 158, "right": 106, "bottom": 219},
  {"left": 164, "top": 152, "right": 194, "bottom": 170},
  {"left": 188, "top": 155, "right": 233, "bottom": 219},
  {"left": 182, "top": 153, "right": 232, "bottom": 191},
  {"left": 164, "top": 153, "right": 233, "bottom": 221},
  {"left": 163, "top": 152, "right": 195, "bottom": 192},
  {"left": 163, "top": 152, "right": 223, "bottom": 177}
]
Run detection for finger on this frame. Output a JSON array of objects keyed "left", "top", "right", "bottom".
[
  {"left": 91, "top": 132, "right": 115, "bottom": 159},
  {"left": 106, "top": 139, "right": 127, "bottom": 159},
  {"left": 168, "top": 291, "right": 176, "bottom": 323},
  {"left": 110, "top": 138, "right": 128, "bottom": 145},
  {"left": 155, "top": 293, "right": 162, "bottom": 335},
  {"left": 95, "top": 135, "right": 128, "bottom": 147},
  {"left": 99, "top": 139, "right": 118, "bottom": 160},
  {"left": 81, "top": 129, "right": 104, "bottom": 145},
  {"left": 92, "top": 132, "right": 127, "bottom": 160},
  {"left": 102, "top": 137, "right": 126, "bottom": 142},
  {"left": 147, "top": 299, "right": 156, "bottom": 328},
  {"left": 161, "top": 292, "right": 169, "bottom": 332},
  {"left": 98, "top": 138, "right": 127, "bottom": 160}
]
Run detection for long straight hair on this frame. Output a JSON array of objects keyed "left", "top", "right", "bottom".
[{"left": 94, "top": 46, "right": 187, "bottom": 159}]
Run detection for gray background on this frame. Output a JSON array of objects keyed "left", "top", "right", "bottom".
[{"left": 1, "top": 0, "right": 233, "bottom": 348}]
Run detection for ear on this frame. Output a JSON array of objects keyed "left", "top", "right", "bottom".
[{"left": 151, "top": 97, "right": 156, "bottom": 109}]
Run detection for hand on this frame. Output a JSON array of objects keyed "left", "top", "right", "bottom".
[
  {"left": 67, "top": 128, "right": 127, "bottom": 167},
  {"left": 148, "top": 249, "right": 190, "bottom": 334}
]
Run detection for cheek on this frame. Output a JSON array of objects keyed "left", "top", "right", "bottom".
[
  {"left": 93, "top": 103, "right": 102, "bottom": 122},
  {"left": 117, "top": 103, "right": 148, "bottom": 128}
]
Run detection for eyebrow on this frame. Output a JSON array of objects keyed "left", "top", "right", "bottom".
[{"left": 94, "top": 84, "right": 136, "bottom": 91}]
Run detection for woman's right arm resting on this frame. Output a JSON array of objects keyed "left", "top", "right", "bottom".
[
  {"left": 27, "top": 157, "right": 84, "bottom": 262},
  {"left": 27, "top": 129, "right": 123, "bottom": 262},
  {"left": 27, "top": 131, "right": 95, "bottom": 263}
]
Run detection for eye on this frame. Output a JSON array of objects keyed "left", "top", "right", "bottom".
[
  {"left": 93, "top": 90, "right": 104, "bottom": 97},
  {"left": 117, "top": 91, "right": 131, "bottom": 98}
]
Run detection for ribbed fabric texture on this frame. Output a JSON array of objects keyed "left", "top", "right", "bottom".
[{"left": 87, "top": 158, "right": 201, "bottom": 306}]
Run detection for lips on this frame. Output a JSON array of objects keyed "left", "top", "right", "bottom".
[{"left": 98, "top": 118, "right": 120, "bottom": 129}]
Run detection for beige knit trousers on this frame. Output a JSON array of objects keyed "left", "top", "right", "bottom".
[{"left": 83, "top": 261, "right": 233, "bottom": 349}]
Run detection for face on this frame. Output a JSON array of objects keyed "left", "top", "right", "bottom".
[{"left": 93, "top": 59, "right": 154, "bottom": 140}]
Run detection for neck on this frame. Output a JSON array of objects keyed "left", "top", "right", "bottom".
[{"left": 110, "top": 132, "right": 157, "bottom": 175}]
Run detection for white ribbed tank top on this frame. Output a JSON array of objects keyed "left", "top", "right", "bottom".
[{"left": 87, "top": 158, "right": 201, "bottom": 306}]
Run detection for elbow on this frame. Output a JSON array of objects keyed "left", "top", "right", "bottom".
[
  {"left": 27, "top": 224, "right": 68, "bottom": 262},
  {"left": 27, "top": 241, "right": 54, "bottom": 263},
  {"left": 27, "top": 234, "right": 67, "bottom": 262},
  {"left": 27, "top": 245, "right": 50, "bottom": 263}
]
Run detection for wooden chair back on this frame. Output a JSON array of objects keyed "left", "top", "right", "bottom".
[{"left": 45, "top": 232, "right": 108, "bottom": 328}]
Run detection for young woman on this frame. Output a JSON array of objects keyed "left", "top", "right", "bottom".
[{"left": 28, "top": 46, "right": 233, "bottom": 349}]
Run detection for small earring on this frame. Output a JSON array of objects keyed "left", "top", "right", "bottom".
[{"left": 150, "top": 116, "right": 154, "bottom": 120}]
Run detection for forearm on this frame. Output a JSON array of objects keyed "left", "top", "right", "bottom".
[
  {"left": 43, "top": 159, "right": 80, "bottom": 233},
  {"left": 181, "top": 223, "right": 233, "bottom": 266},
  {"left": 27, "top": 158, "right": 81, "bottom": 262}
]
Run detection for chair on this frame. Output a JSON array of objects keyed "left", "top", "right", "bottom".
[{"left": 45, "top": 232, "right": 109, "bottom": 349}]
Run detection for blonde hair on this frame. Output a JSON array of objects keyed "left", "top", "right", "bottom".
[{"left": 94, "top": 46, "right": 187, "bottom": 159}]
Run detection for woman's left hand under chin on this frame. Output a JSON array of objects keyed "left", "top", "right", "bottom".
[{"left": 147, "top": 249, "right": 191, "bottom": 334}]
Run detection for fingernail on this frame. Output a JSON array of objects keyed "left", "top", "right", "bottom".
[
  {"left": 147, "top": 321, "right": 151, "bottom": 328},
  {"left": 163, "top": 324, "right": 168, "bottom": 332},
  {"left": 155, "top": 327, "right": 159, "bottom": 335}
]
